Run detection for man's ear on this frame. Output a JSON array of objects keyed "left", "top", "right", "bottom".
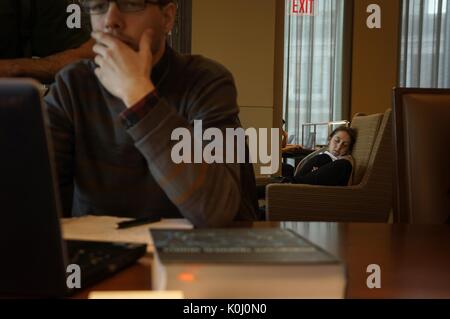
[{"left": 162, "top": 3, "right": 177, "bottom": 34}]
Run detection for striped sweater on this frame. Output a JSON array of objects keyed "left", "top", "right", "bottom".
[{"left": 44, "top": 46, "right": 259, "bottom": 227}]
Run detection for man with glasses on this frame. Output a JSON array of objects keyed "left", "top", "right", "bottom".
[{"left": 44, "top": 0, "right": 259, "bottom": 227}]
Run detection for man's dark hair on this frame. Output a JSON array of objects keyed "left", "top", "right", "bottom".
[{"left": 329, "top": 126, "right": 357, "bottom": 152}]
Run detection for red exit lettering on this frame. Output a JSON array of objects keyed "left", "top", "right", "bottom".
[{"left": 291, "top": 0, "right": 315, "bottom": 16}]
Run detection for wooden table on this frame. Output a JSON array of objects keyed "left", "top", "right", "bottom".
[{"left": 74, "top": 222, "right": 450, "bottom": 299}]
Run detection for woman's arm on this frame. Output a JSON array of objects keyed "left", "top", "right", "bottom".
[{"left": 294, "top": 158, "right": 353, "bottom": 186}]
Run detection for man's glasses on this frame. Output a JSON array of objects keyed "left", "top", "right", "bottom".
[{"left": 81, "top": 0, "right": 165, "bottom": 15}]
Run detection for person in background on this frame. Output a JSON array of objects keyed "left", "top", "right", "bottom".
[
  {"left": 291, "top": 126, "right": 357, "bottom": 186},
  {"left": 257, "top": 126, "right": 356, "bottom": 202},
  {"left": 0, "top": 0, "right": 94, "bottom": 84}
]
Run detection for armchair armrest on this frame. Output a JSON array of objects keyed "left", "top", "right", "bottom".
[{"left": 266, "top": 183, "right": 390, "bottom": 222}]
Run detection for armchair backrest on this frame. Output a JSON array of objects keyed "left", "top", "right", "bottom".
[{"left": 350, "top": 113, "right": 384, "bottom": 185}]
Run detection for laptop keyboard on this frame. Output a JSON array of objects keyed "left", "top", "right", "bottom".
[{"left": 66, "top": 240, "right": 147, "bottom": 289}]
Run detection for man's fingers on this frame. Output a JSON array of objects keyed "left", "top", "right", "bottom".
[
  {"left": 94, "top": 67, "right": 103, "bottom": 81},
  {"left": 92, "top": 32, "right": 121, "bottom": 50},
  {"left": 139, "top": 29, "right": 153, "bottom": 59},
  {"left": 93, "top": 43, "right": 108, "bottom": 58},
  {"left": 94, "top": 55, "right": 104, "bottom": 68}
]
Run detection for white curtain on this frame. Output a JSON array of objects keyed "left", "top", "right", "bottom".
[
  {"left": 400, "top": 0, "right": 450, "bottom": 88},
  {"left": 283, "top": 0, "right": 345, "bottom": 147}
]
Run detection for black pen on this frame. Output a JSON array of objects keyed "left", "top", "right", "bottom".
[{"left": 116, "top": 216, "right": 161, "bottom": 229}]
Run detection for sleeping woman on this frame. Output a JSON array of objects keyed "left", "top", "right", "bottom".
[{"left": 290, "top": 126, "right": 357, "bottom": 186}]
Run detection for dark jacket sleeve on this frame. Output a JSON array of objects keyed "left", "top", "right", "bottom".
[{"left": 126, "top": 68, "right": 255, "bottom": 227}]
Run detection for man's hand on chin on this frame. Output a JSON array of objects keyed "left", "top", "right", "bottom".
[{"left": 92, "top": 29, "right": 156, "bottom": 108}]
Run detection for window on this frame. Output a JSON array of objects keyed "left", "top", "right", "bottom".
[
  {"left": 283, "top": 0, "right": 350, "bottom": 146},
  {"left": 399, "top": 0, "right": 450, "bottom": 88}
]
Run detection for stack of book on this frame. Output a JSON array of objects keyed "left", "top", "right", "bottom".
[{"left": 150, "top": 228, "right": 346, "bottom": 298}]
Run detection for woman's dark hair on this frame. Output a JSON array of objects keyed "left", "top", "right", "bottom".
[{"left": 329, "top": 126, "right": 357, "bottom": 152}]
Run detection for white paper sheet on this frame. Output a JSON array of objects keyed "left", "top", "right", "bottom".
[{"left": 61, "top": 216, "right": 193, "bottom": 253}]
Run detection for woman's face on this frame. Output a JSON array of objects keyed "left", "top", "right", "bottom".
[{"left": 328, "top": 131, "right": 352, "bottom": 157}]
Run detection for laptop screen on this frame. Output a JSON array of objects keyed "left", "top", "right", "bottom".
[{"left": 0, "top": 80, "right": 68, "bottom": 297}]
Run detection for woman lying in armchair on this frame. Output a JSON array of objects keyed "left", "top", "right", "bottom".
[
  {"left": 288, "top": 126, "right": 357, "bottom": 186},
  {"left": 257, "top": 126, "right": 357, "bottom": 201}
]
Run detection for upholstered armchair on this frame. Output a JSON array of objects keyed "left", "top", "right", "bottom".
[{"left": 266, "top": 109, "right": 393, "bottom": 222}]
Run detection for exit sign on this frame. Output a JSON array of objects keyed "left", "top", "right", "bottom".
[{"left": 289, "top": 0, "right": 317, "bottom": 16}]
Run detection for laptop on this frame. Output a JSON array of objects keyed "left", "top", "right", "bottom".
[{"left": 0, "top": 79, "right": 147, "bottom": 297}]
